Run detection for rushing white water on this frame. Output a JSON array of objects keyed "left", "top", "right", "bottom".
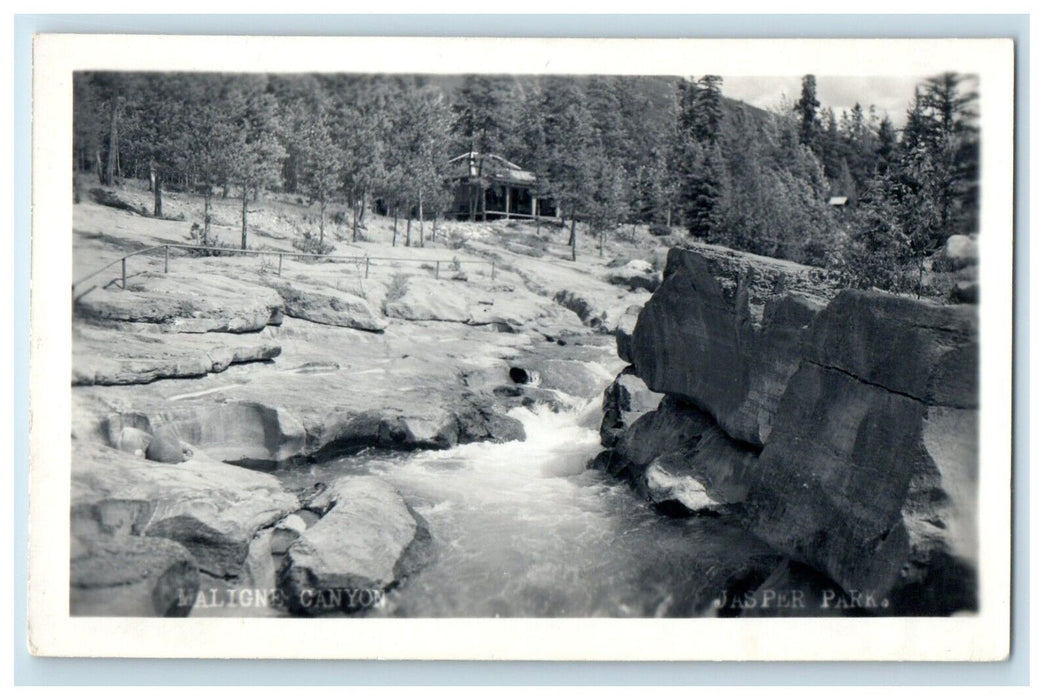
[{"left": 274, "top": 399, "right": 767, "bottom": 617}]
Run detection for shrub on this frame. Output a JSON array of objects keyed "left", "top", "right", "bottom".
[
  {"left": 187, "top": 222, "right": 224, "bottom": 256},
  {"left": 386, "top": 273, "right": 410, "bottom": 303},
  {"left": 292, "top": 232, "right": 335, "bottom": 257},
  {"left": 448, "top": 231, "right": 467, "bottom": 249},
  {"left": 649, "top": 223, "right": 672, "bottom": 237}
]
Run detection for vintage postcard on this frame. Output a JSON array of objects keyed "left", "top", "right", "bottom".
[{"left": 27, "top": 34, "right": 1015, "bottom": 660}]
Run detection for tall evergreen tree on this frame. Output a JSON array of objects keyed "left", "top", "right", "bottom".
[
  {"left": 794, "top": 74, "right": 821, "bottom": 147},
  {"left": 677, "top": 75, "right": 726, "bottom": 239},
  {"left": 536, "top": 77, "right": 596, "bottom": 261}
]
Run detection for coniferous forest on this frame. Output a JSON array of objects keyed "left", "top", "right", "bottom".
[{"left": 73, "top": 71, "right": 979, "bottom": 296}]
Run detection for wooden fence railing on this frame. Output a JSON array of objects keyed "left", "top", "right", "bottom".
[{"left": 71, "top": 243, "right": 497, "bottom": 295}]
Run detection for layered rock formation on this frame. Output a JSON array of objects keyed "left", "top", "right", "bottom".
[
  {"left": 597, "top": 246, "right": 979, "bottom": 615},
  {"left": 745, "top": 290, "right": 978, "bottom": 614},
  {"left": 75, "top": 271, "right": 285, "bottom": 333},
  {"left": 631, "top": 247, "right": 829, "bottom": 445}
]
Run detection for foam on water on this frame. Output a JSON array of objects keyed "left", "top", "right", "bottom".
[{"left": 276, "top": 400, "right": 756, "bottom": 617}]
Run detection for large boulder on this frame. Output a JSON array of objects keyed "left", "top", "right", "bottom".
[
  {"left": 744, "top": 290, "right": 978, "bottom": 615},
  {"left": 74, "top": 271, "right": 284, "bottom": 333},
  {"left": 632, "top": 247, "right": 827, "bottom": 445},
  {"left": 267, "top": 278, "right": 388, "bottom": 332},
  {"left": 70, "top": 533, "right": 200, "bottom": 616},
  {"left": 599, "top": 367, "right": 662, "bottom": 447},
  {"left": 384, "top": 276, "right": 474, "bottom": 323},
  {"left": 598, "top": 396, "right": 759, "bottom": 514},
  {"left": 279, "top": 476, "right": 432, "bottom": 615}
]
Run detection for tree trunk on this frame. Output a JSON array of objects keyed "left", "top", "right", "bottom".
[
  {"left": 95, "top": 149, "right": 104, "bottom": 184},
  {"left": 204, "top": 190, "right": 212, "bottom": 237},
  {"left": 104, "top": 97, "right": 119, "bottom": 187},
  {"left": 393, "top": 207, "right": 398, "bottom": 235},
  {"left": 405, "top": 207, "right": 412, "bottom": 247},
  {"left": 73, "top": 169, "right": 81, "bottom": 204},
  {"left": 631, "top": 222, "right": 637, "bottom": 243},
  {"left": 153, "top": 177, "right": 163, "bottom": 218},
  {"left": 319, "top": 197, "right": 326, "bottom": 247},
  {"left": 418, "top": 189, "right": 425, "bottom": 247},
  {"left": 241, "top": 184, "right": 249, "bottom": 250},
  {"left": 432, "top": 215, "right": 438, "bottom": 242},
  {"left": 351, "top": 198, "right": 359, "bottom": 243},
  {"left": 569, "top": 214, "right": 577, "bottom": 262},
  {"left": 666, "top": 206, "right": 672, "bottom": 228}
]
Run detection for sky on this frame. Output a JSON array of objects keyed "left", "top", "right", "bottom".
[{"left": 721, "top": 75, "right": 931, "bottom": 126}]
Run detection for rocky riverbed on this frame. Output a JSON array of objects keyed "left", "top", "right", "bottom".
[
  {"left": 69, "top": 191, "right": 664, "bottom": 617},
  {"left": 69, "top": 187, "right": 979, "bottom": 619}
]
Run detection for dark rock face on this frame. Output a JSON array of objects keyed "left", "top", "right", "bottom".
[
  {"left": 744, "top": 290, "right": 978, "bottom": 614},
  {"left": 599, "top": 367, "right": 662, "bottom": 448},
  {"left": 615, "top": 305, "right": 641, "bottom": 364},
  {"left": 598, "top": 396, "right": 759, "bottom": 514},
  {"left": 631, "top": 248, "right": 827, "bottom": 446},
  {"left": 70, "top": 534, "right": 199, "bottom": 616},
  {"left": 606, "top": 247, "right": 979, "bottom": 615}
]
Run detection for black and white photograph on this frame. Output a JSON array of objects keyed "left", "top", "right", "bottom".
[{"left": 27, "top": 35, "right": 1016, "bottom": 661}]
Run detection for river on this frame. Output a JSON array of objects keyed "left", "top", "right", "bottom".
[{"left": 271, "top": 398, "right": 775, "bottom": 618}]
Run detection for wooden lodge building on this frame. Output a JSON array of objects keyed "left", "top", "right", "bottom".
[{"left": 447, "top": 152, "right": 559, "bottom": 221}]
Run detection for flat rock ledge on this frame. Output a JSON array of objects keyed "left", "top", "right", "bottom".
[
  {"left": 72, "top": 441, "right": 300, "bottom": 579},
  {"left": 74, "top": 271, "right": 285, "bottom": 333},
  {"left": 73, "top": 325, "right": 281, "bottom": 386}
]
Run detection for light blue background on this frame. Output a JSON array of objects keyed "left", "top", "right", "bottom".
[{"left": 13, "top": 13, "right": 1030, "bottom": 686}]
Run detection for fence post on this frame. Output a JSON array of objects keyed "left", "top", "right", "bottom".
[
  {"left": 435, "top": 261, "right": 440, "bottom": 279},
  {"left": 121, "top": 257, "right": 126, "bottom": 289},
  {"left": 365, "top": 256, "right": 370, "bottom": 279},
  {"left": 164, "top": 245, "right": 169, "bottom": 274},
  {"left": 277, "top": 254, "right": 283, "bottom": 277},
  {"left": 490, "top": 260, "right": 495, "bottom": 280}
]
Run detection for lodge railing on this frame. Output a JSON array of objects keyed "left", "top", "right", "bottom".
[{"left": 71, "top": 243, "right": 498, "bottom": 296}]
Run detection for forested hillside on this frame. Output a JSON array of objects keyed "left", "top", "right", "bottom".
[{"left": 73, "top": 71, "right": 979, "bottom": 296}]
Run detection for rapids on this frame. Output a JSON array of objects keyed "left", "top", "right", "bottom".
[{"left": 272, "top": 398, "right": 771, "bottom": 617}]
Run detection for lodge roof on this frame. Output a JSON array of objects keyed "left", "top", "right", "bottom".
[{"left": 447, "top": 151, "right": 537, "bottom": 185}]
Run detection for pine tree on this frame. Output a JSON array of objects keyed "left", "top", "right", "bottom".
[
  {"left": 536, "top": 78, "right": 596, "bottom": 261},
  {"left": 228, "top": 77, "right": 286, "bottom": 250},
  {"left": 299, "top": 106, "right": 342, "bottom": 250},
  {"left": 677, "top": 75, "right": 726, "bottom": 239},
  {"left": 794, "top": 74, "right": 820, "bottom": 147}
]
